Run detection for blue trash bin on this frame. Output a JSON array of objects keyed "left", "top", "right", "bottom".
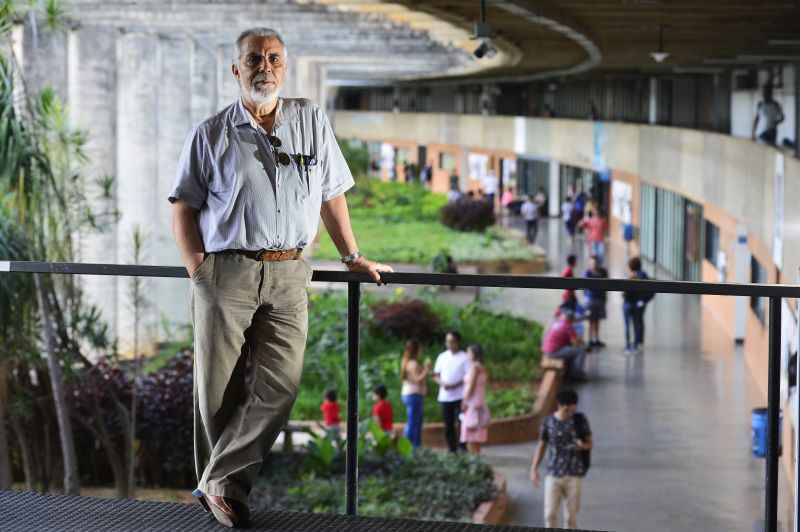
[
  {"left": 752, "top": 408, "right": 782, "bottom": 458},
  {"left": 623, "top": 223, "right": 634, "bottom": 242}
]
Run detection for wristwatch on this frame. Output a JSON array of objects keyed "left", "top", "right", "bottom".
[{"left": 340, "top": 250, "right": 362, "bottom": 265}]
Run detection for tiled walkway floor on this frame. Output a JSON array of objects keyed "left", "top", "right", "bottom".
[{"left": 477, "top": 218, "right": 793, "bottom": 532}]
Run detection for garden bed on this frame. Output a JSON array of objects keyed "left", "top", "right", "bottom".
[
  {"left": 249, "top": 448, "right": 497, "bottom": 522},
  {"left": 313, "top": 178, "right": 543, "bottom": 267}
]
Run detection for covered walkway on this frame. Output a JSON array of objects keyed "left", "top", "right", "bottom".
[{"left": 479, "top": 219, "right": 793, "bottom": 532}]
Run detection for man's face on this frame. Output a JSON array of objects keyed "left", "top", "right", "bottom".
[
  {"left": 445, "top": 334, "right": 459, "bottom": 352},
  {"left": 233, "top": 36, "right": 287, "bottom": 105}
]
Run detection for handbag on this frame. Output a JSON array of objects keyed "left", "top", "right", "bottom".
[{"left": 463, "top": 405, "right": 491, "bottom": 430}]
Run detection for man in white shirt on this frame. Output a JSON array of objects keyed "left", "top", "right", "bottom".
[
  {"left": 433, "top": 330, "right": 471, "bottom": 452},
  {"left": 521, "top": 195, "right": 539, "bottom": 244}
]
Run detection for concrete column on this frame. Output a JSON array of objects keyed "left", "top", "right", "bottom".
[
  {"left": 648, "top": 77, "right": 658, "bottom": 125},
  {"left": 67, "top": 27, "right": 119, "bottom": 348},
  {"left": 22, "top": 22, "right": 68, "bottom": 102},
  {"left": 548, "top": 159, "right": 560, "bottom": 217},
  {"left": 217, "top": 43, "right": 239, "bottom": 110},
  {"left": 155, "top": 36, "right": 193, "bottom": 331},
  {"left": 116, "top": 32, "right": 159, "bottom": 355},
  {"left": 795, "top": 64, "right": 799, "bottom": 159},
  {"left": 190, "top": 37, "right": 218, "bottom": 124}
]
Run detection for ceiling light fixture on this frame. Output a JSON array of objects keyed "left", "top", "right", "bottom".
[
  {"left": 650, "top": 24, "right": 670, "bottom": 63},
  {"left": 472, "top": 0, "right": 496, "bottom": 59}
]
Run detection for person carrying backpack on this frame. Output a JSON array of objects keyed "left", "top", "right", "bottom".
[
  {"left": 623, "top": 256, "right": 654, "bottom": 354},
  {"left": 530, "top": 389, "right": 592, "bottom": 530}
]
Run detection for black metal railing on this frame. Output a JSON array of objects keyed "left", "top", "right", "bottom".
[{"left": 3, "top": 260, "right": 800, "bottom": 532}]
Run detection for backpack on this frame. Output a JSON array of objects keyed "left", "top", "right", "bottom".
[{"left": 573, "top": 412, "right": 591, "bottom": 474}]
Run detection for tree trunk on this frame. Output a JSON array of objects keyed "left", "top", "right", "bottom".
[
  {"left": 34, "top": 273, "right": 80, "bottom": 496},
  {"left": 0, "top": 361, "right": 12, "bottom": 489},
  {"left": 9, "top": 415, "right": 34, "bottom": 490}
]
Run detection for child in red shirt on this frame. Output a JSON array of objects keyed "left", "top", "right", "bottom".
[
  {"left": 321, "top": 389, "right": 341, "bottom": 437},
  {"left": 371, "top": 384, "right": 394, "bottom": 433}
]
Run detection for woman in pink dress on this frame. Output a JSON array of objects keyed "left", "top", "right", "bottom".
[{"left": 460, "top": 344, "right": 491, "bottom": 454}]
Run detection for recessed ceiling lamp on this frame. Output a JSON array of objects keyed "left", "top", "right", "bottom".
[{"left": 650, "top": 24, "right": 670, "bottom": 63}]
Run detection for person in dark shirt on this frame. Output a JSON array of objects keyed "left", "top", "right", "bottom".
[
  {"left": 623, "top": 256, "right": 653, "bottom": 354},
  {"left": 583, "top": 255, "right": 608, "bottom": 348},
  {"left": 530, "top": 389, "right": 592, "bottom": 529}
]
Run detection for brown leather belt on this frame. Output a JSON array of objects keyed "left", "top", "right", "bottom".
[{"left": 223, "top": 248, "right": 303, "bottom": 262}]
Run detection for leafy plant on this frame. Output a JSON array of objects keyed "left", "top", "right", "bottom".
[
  {"left": 251, "top": 448, "right": 496, "bottom": 521},
  {"left": 370, "top": 299, "right": 441, "bottom": 343},
  {"left": 440, "top": 197, "right": 496, "bottom": 232}
]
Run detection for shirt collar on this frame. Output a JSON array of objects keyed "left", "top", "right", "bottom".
[{"left": 233, "top": 97, "right": 286, "bottom": 131}]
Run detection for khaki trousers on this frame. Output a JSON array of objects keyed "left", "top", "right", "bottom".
[
  {"left": 544, "top": 475, "right": 582, "bottom": 529},
  {"left": 190, "top": 252, "right": 312, "bottom": 503}
]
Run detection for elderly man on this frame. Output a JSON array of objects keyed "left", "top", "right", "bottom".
[{"left": 169, "top": 28, "right": 392, "bottom": 528}]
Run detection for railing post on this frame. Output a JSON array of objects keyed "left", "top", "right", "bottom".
[
  {"left": 345, "top": 281, "right": 361, "bottom": 516},
  {"left": 767, "top": 296, "right": 782, "bottom": 532}
]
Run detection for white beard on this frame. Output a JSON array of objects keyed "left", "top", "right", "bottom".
[{"left": 245, "top": 83, "right": 280, "bottom": 105}]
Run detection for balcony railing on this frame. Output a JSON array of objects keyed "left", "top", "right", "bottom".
[{"left": 3, "top": 260, "right": 800, "bottom": 532}]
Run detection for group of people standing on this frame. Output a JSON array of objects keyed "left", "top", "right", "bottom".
[
  {"left": 401, "top": 331, "right": 491, "bottom": 454},
  {"left": 322, "top": 331, "right": 491, "bottom": 454}
]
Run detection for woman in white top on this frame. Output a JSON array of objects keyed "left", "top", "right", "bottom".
[{"left": 400, "top": 339, "right": 431, "bottom": 448}]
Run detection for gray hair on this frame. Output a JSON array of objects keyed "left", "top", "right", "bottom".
[{"left": 235, "top": 27, "right": 288, "bottom": 61}]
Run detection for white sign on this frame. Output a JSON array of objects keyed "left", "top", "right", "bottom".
[
  {"left": 611, "top": 179, "right": 633, "bottom": 223},
  {"left": 774, "top": 153, "right": 784, "bottom": 269},
  {"left": 468, "top": 153, "right": 489, "bottom": 182}
]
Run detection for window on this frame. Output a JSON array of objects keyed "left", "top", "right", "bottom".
[
  {"left": 704, "top": 220, "right": 720, "bottom": 265},
  {"left": 750, "top": 257, "right": 767, "bottom": 324},
  {"left": 439, "top": 153, "right": 456, "bottom": 172}
]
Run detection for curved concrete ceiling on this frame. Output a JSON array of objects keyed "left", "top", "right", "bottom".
[{"left": 61, "top": 0, "right": 501, "bottom": 83}]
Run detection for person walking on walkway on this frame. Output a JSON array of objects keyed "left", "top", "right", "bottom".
[
  {"left": 531, "top": 389, "right": 593, "bottom": 530},
  {"left": 169, "top": 27, "right": 392, "bottom": 528},
  {"left": 579, "top": 210, "right": 607, "bottom": 264},
  {"left": 521, "top": 195, "right": 540, "bottom": 244},
  {"left": 583, "top": 255, "right": 608, "bottom": 348},
  {"left": 623, "top": 256, "right": 654, "bottom": 354},
  {"left": 460, "top": 344, "right": 490, "bottom": 454},
  {"left": 433, "top": 331, "right": 470, "bottom": 453},
  {"left": 400, "top": 339, "right": 431, "bottom": 449}
]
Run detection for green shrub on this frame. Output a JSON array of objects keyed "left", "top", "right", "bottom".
[{"left": 251, "top": 448, "right": 496, "bottom": 521}]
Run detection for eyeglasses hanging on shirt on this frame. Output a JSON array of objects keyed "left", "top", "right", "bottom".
[{"left": 266, "top": 135, "right": 316, "bottom": 195}]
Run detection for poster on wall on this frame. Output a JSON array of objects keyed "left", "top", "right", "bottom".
[
  {"left": 611, "top": 179, "right": 632, "bottom": 224},
  {"left": 593, "top": 122, "right": 610, "bottom": 182},
  {"left": 380, "top": 143, "right": 395, "bottom": 179},
  {"left": 468, "top": 153, "right": 489, "bottom": 183},
  {"left": 774, "top": 153, "right": 784, "bottom": 270}
]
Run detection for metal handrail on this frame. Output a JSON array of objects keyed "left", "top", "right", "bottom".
[{"left": 1, "top": 260, "right": 796, "bottom": 532}]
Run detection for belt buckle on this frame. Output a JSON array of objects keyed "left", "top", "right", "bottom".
[{"left": 254, "top": 249, "right": 266, "bottom": 261}]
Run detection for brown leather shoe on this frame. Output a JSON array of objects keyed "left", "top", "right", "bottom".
[{"left": 206, "top": 494, "right": 251, "bottom": 529}]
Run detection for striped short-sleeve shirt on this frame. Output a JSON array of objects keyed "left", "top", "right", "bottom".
[{"left": 168, "top": 98, "right": 354, "bottom": 252}]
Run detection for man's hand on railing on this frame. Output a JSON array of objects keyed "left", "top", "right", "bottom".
[{"left": 346, "top": 255, "right": 393, "bottom": 285}]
